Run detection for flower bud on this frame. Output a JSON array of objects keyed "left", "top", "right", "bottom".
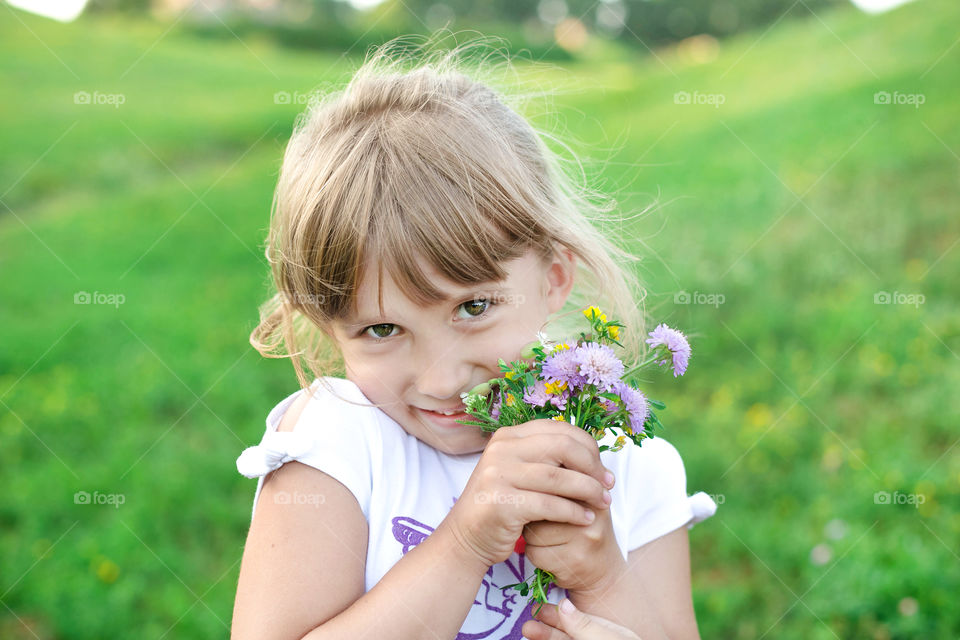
[
  {"left": 466, "top": 381, "right": 492, "bottom": 397},
  {"left": 519, "top": 340, "right": 540, "bottom": 360}
]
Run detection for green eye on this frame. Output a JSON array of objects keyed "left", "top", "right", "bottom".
[
  {"left": 461, "top": 298, "right": 489, "bottom": 317},
  {"left": 365, "top": 324, "right": 396, "bottom": 339},
  {"left": 360, "top": 297, "right": 497, "bottom": 342}
]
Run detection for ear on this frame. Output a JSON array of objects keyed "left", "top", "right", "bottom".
[{"left": 543, "top": 246, "right": 577, "bottom": 315}]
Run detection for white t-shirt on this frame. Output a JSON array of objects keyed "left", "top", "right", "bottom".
[{"left": 236, "top": 376, "right": 717, "bottom": 639}]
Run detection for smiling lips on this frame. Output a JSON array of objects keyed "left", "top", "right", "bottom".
[
  {"left": 421, "top": 406, "right": 467, "bottom": 416},
  {"left": 416, "top": 406, "right": 471, "bottom": 428}
]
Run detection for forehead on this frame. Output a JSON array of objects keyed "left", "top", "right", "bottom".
[{"left": 347, "top": 248, "right": 543, "bottom": 321}]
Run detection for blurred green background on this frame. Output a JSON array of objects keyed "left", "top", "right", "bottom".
[{"left": 1, "top": 0, "right": 958, "bottom": 637}]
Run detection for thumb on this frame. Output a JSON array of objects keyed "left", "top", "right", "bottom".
[
  {"left": 556, "top": 598, "right": 596, "bottom": 637},
  {"left": 556, "top": 598, "right": 642, "bottom": 640}
]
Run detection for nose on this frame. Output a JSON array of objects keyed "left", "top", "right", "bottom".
[{"left": 413, "top": 339, "right": 474, "bottom": 402}]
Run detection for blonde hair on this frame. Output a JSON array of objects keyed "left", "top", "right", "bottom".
[{"left": 251, "top": 31, "right": 654, "bottom": 395}]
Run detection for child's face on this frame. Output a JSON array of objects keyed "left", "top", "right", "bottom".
[{"left": 331, "top": 248, "right": 575, "bottom": 456}]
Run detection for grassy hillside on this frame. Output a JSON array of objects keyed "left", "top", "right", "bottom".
[{"left": 1, "top": 0, "right": 958, "bottom": 637}]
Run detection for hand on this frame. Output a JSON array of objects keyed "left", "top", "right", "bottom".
[
  {"left": 521, "top": 483, "right": 624, "bottom": 594},
  {"left": 522, "top": 598, "right": 642, "bottom": 640},
  {"left": 436, "top": 419, "right": 614, "bottom": 568}
]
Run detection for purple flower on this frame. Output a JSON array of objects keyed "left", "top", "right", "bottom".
[
  {"left": 491, "top": 393, "right": 502, "bottom": 420},
  {"left": 547, "top": 387, "right": 569, "bottom": 411},
  {"left": 600, "top": 396, "right": 620, "bottom": 417},
  {"left": 542, "top": 347, "right": 586, "bottom": 389},
  {"left": 523, "top": 379, "right": 551, "bottom": 408},
  {"left": 614, "top": 381, "right": 649, "bottom": 434},
  {"left": 645, "top": 324, "right": 691, "bottom": 377},
  {"left": 573, "top": 342, "right": 624, "bottom": 392}
]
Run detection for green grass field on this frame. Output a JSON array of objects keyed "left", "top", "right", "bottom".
[{"left": 1, "top": 1, "right": 958, "bottom": 637}]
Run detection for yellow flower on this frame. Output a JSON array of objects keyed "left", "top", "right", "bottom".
[
  {"left": 608, "top": 325, "right": 620, "bottom": 340},
  {"left": 583, "top": 305, "right": 607, "bottom": 323},
  {"left": 505, "top": 371, "right": 517, "bottom": 380},
  {"left": 544, "top": 380, "right": 568, "bottom": 395},
  {"left": 505, "top": 393, "right": 516, "bottom": 406},
  {"left": 612, "top": 435, "right": 627, "bottom": 452},
  {"left": 552, "top": 342, "right": 571, "bottom": 352},
  {"left": 551, "top": 414, "right": 566, "bottom": 421}
]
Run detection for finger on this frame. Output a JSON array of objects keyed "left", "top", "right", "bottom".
[
  {"left": 497, "top": 420, "right": 615, "bottom": 491},
  {"left": 506, "top": 419, "right": 608, "bottom": 465},
  {"left": 532, "top": 601, "right": 562, "bottom": 627},
  {"left": 517, "top": 488, "right": 596, "bottom": 526},
  {"left": 523, "top": 520, "right": 566, "bottom": 546},
  {"left": 554, "top": 597, "right": 644, "bottom": 639},
  {"left": 515, "top": 463, "right": 612, "bottom": 512},
  {"left": 524, "top": 435, "right": 613, "bottom": 497},
  {"left": 521, "top": 618, "right": 573, "bottom": 640},
  {"left": 523, "top": 520, "right": 582, "bottom": 547}
]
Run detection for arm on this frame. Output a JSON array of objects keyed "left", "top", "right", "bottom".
[
  {"left": 303, "top": 520, "right": 491, "bottom": 640},
  {"left": 232, "top": 391, "right": 492, "bottom": 640},
  {"left": 568, "top": 527, "right": 701, "bottom": 640}
]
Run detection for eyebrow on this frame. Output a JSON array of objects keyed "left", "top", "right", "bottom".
[{"left": 343, "top": 285, "right": 510, "bottom": 329}]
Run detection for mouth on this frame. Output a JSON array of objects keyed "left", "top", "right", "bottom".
[{"left": 415, "top": 406, "right": 471, "bottom": 428}]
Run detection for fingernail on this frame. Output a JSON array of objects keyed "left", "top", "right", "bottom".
[
  {"left": 603, "top": 471, "right": 615, "bottom": 488},
  {"left": 561, "top": 598, "right": 575, "bottom": 614},
  {"left": 602, "top": 489, "right": 612, "bottom": 505},
  {"left": 584, "top": 509, "right": 595, "bottom": 522}
]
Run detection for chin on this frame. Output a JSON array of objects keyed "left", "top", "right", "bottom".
[{"left": 431, "top": 434, "right": 486, "bottom": 456}]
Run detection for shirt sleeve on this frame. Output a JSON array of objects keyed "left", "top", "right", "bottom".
[
  {"left": 622, "top": 436, "right": 717, "bottom": 551},
  {"left": 236, "top": 378, "right": 378, "bottom": 524}
]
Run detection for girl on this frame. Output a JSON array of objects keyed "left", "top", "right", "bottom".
[{"left": 232, "top": 34, "right": 717, "bottom": 640}]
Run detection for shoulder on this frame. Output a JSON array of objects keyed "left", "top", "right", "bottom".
[
  {"left": 271, "top": 376, "right": 377, "bottom": 434},
  {"left": 631, "top": 436, "right": 686, "bottom": 483},
  {"left": 601, "top": 433, "right": 687, "bottom": 489},
  {"left": 276, "top": 389, "right": 312, "bottom": 433}
]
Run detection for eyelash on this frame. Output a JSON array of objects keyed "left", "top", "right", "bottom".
[{"left": 359, "top": 297, "right": 499, "bottom": 342}]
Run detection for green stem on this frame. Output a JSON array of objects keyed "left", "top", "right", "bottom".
[{"left": 621, "top": 350, "right": 666, "bottom": 380}]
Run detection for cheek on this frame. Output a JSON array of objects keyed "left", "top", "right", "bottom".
[
  {"left": 343, "top": 351, "right": 408, "bottom": 399},
  {"left": 474, "top": 325, "right": 534, "bottom": 367},
  {"left": 344, "top": 355, "right": 384, "bottom": 388}
]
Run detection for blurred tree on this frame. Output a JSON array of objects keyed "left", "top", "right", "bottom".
[
  {"left": 374, "top": 0, "right": 848, "bottom": 48},
  {"left": 618, "top": 0, "right": 847, "bottom": 45},
  {"left": 85, "top": 0, "right": 850, "bottom": 57}
]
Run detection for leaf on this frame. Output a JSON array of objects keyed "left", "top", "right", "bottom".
[
  {"left": 455, "top": 418, "right": 495, "bottom": 428},
  {"left": 648, "top": 410, "right": 664, "bottom": 428},
  {"left": 647, "top": 398, "right": 666, "bottom": 410}
]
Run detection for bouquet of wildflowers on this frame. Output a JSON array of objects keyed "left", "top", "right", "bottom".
[{"left": 456, "top": 306, "right": 691, "bottom": 615}]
